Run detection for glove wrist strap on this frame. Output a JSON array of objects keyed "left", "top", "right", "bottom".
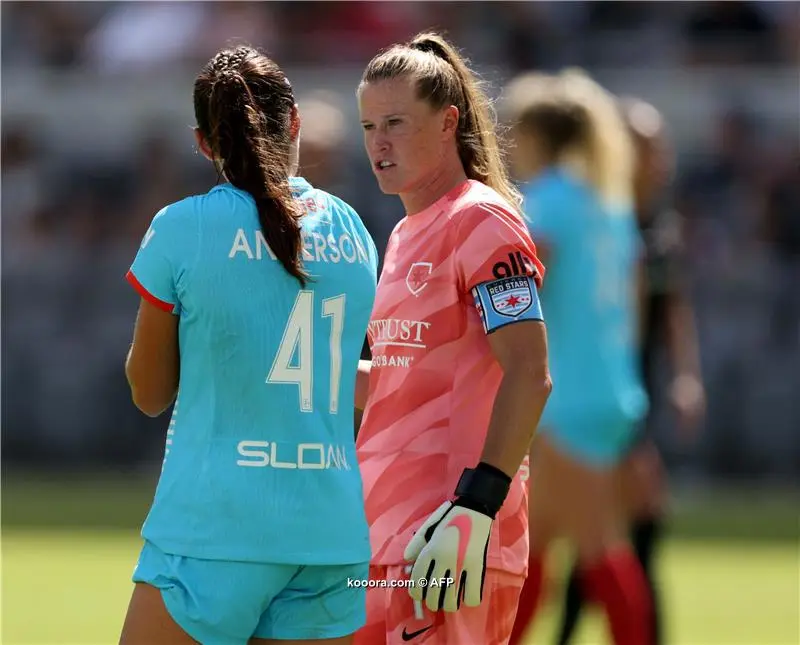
[{"left": 454, "top": 462, "right": 512, "bottom": 519}]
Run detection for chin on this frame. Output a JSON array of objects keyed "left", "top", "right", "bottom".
[{"left": 374, "top": 175, "right": 403, "bottom": 196}]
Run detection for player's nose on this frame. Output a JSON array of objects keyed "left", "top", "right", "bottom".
[{"left": 370, "top": 129, "right": 391, "bottom": 152}]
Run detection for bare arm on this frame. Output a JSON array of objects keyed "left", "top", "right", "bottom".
[
  {"left": 354, "top": 359, "right": 371, "bottom": 411},
  {"left": 125, "top": 299, "right": 180, "bottom": 417},
  {"left": 666, "top": 296, "right": 702, "bottom": 380},
  {"left": 662, "top": 214, "right": 704, "bottom": 431},
  {"left": 481, "top": 320, "right": 552, "bottom": 478},
  {"left": 665, "top": 293, "right": 705, "bottom": 433}
]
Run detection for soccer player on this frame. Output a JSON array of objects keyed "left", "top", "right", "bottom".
[
  {"left": 504, "top": 70, "right": 651, "bottom": 645},
  {"left": 119, "top": 45, "right": 379, "bottom": 645},
  {"left": 353, "top": 32, "right": 552, "bottom": 645},
  {"left": 553, "top": 97, "right": 705, "bottom": 645}
]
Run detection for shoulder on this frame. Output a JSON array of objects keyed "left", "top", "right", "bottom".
[
  {"left": 142, "top": 195, "right": 203, "bottom": 249},
  {"left": 450, "top": 183, "right": 544, "bottom": 283},
  {"left": 156, "top": 185, "right": 245, "bottom": 227},
  {"left": 313, "top": 187, "right": 374, "bottom": 243},
  {"left": 524, "top": 169, "right": 588, "bottom": 210},
  {"left": 452, "top": 181, "right": 527, "bottom": 231},
  {"left": 152, "top": 195, "right": 196, "bottom": 225},
  {"left": 319, "top": 190, "right": 360, "bottom": 220},
  {"left": 290, "top": 177, "right": 361, "bottom": 223}
]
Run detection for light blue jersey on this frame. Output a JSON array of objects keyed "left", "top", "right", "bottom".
[
  {"left": 522, "top": 168, "right": 648, "bottom": 462},
  {"left": 127, "top": 177, "right": 378, "bottom": 565}
]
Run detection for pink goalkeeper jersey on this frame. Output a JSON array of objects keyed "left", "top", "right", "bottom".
[{"left": 356, "top": 179, "right": 545, "bottom": 576}]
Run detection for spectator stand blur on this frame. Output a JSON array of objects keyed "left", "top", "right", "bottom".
[{"left": 2, "top": 2, "right": 798, "bottom": 484}]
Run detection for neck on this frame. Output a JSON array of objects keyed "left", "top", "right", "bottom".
[
  {"left": 401, "top": 152, "right": 468, "bottom": 216},
  {"left": 288, "top": 139, "right": 300, "bottom": 177}
]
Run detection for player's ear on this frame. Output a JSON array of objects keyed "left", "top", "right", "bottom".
[
  {"left": 441, "top": 105, "right": 459, "bottom": 141},
  {"left": 194, "top": 128, "right": 214, "bottom": 161}
]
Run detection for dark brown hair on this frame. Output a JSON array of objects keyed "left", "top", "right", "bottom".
[
  {"left": 194, "top": 45, "right": 308, "bottom": 285},
  {"left": 360, "top": 31, "right": 522, "bottom": 211}
]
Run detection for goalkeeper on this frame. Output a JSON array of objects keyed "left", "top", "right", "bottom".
[{"left": 352, "top": 31, "right": 552, "bottom": 645}]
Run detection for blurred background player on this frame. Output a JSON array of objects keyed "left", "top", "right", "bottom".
[
  {"left": 504, "top": 69, "right": 651, "bottom": 645},
  {"left": 120, "top": 45, "right": 379, "bottom": 645},
  {"left": 353, "top": 32, "right": 551, "bottom": 645},
  {"left": 553, "top": 97, "right": 706, "bottom": 645}
]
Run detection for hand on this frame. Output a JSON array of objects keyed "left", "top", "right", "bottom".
[
  {"left": 403, "top": 463, "right": 511, "bottom": 613},
  {"left": 670, "top": 373, "right": 705, "bottom": 442},
  {"left": 404, "top": 500, "right": 493, "bottom": 613}
]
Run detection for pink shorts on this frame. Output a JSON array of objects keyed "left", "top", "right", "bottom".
[{"left": 353, "top": 565, "right": 525, "bottom": 645}]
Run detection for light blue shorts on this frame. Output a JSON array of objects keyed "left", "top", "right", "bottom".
[
  {"left": 133, "top": 540, "right": 368, "bottom": 644},
  {"left": 541, "top": 417, "right": 637, "bottom": 468}
]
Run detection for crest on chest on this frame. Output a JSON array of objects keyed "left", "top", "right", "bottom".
[{"left": 405, "top": 262, "right": 433, "bottom": 296}]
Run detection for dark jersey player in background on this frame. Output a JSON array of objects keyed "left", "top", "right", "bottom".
[{"left": 554, "top": 98, "right": 706, "bottom": 645}]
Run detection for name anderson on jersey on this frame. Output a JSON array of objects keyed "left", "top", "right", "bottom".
[{"left": 229, "top": 228, "right": 370, "bottom": 265}]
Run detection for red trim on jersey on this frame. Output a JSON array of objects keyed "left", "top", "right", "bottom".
[{"left": 126, "top": 270, "right": 175, "bottom": 313}]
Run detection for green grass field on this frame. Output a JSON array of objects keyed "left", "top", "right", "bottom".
[{"left": 2, "top": 475, "right": 798, "bottom": 645}]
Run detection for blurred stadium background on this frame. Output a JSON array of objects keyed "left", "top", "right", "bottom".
[{"left": 2, "top": 2, "right": 798, "bottom": 644}]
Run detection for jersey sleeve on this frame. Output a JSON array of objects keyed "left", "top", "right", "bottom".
[
  {"left": 358, "top": 211, "right": 380, "bottom": 285},
  {"left": 126, "top": 202, "right": 197, "bottom": 315},
  {"left": 367, "top": 233, "right": 380, "bottom": 282},
  {"left": 341, "top": 201, "right": 380, "bottom": 285},
  {"left": 455, "top": 203, "right": 545, "bottom": 334}
]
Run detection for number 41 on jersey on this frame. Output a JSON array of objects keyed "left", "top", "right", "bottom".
[{"left": 267, "top": 291, "right": 345, "bottom": 415}]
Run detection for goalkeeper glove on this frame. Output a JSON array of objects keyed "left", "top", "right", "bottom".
[{"left": 404, "top": 462, "right": 511, "bottom": 613}]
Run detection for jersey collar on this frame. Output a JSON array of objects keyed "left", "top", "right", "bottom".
[
  {"left": 289, "top": 176, "right": 312, "bottom": 195},
  {"left": 211, "top": 177, "right": 313, "bottom": 197}
]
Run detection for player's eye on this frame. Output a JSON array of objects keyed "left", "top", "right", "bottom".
[
  {"left": 361, "top": 123, "right": 374, "bottom": 131},
  {"left": 387, "top": 118, "right": 401, "bottom": 126}
]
